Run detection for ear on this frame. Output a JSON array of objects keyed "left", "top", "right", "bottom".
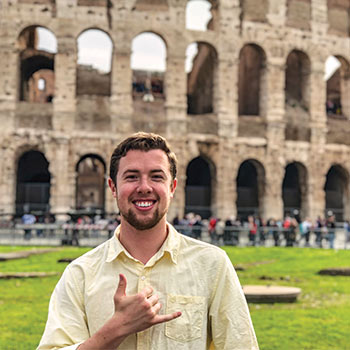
[
  {"left": 108, "top": 177, "right": 117, "bottom": 198},
  {"left": 170, "top": 178, "right": 177, "bottom": 198}
]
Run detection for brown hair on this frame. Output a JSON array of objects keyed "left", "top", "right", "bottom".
[{"left": 109, "top": 132, "right": 178, "bottom": 184}]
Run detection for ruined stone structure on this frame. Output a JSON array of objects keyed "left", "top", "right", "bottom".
[{"left": 0, "top": 0, "right": 350, "bottom": 221}]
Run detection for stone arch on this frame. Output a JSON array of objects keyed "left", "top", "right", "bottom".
[
  {"left": 186, "top": 0, "right": 218, "bottom": 31},
  {"left": 131, "top": 32, "right": 167, "bottom": 103},
  {"left": 240, "top": 0, "right": 268, "bottom": 23},
  {"left": 185, "top": 156, "right": 215, "bottom": 219},
  {"left": 238, "top": 43, "right": 267, "bottom": 116},
  {"left": 18, "top": 26, "right": 57, "bottom": 103},
  {"left": 285, "top": 49, "right": 311, "bottom": 141},
  {"left": 187, "top": 42, "right": 218, "bottom": 115},
  {"left": 282, "top": 162, "right": 308, "bottom": 219},
  {"left": 16, "top": 150, "right": 51, "bottom": 216},
  {"left": 75, "top": 154, "right": 107, "bottom": 212},
  {"left": 327, "top": 0, "right": 350, "bottom": 37},
  {"left": 236, "top": 159, "right": 265, "bottom": 220},
  {"left": 76, "top": 28, "right": 113, "bottom": 96},
  {"left": 324, "top": 164, "right": 350, "bottom": 221},
  {"left": 326, "top": 56, "right": 350, "bottom": 119},
  {"left": 286, "top": 0, "right": 311, "bottom": 31}
]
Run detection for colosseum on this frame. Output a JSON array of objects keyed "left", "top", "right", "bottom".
[{"left": 0, "top": 0, "right": 349, "bottom": 223}]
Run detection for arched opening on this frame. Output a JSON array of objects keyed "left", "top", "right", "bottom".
[
  {"left": 131, "top": 32, "right": 166, "bottom": 102},
  {"left": 16, "top": 150, "right": 51, "bottom": 216},
  {"left": 187, "top": 42, "right": 217, "bottom": 115},
  {"left": 238, "top": 44, "right": 266, "bottom": 116},
  {"left": 286, "top": 0, "right": 311, "bottom": 30},
  {"left": 236, "top": 160, "right": 265, "bottom": 220},
  {"left": 285, "top": 50, "right": 311, "bottom": 141},
  {"left": 18, "top": 26, "right": 57, "bottom": 103},
  {"left": 185, "top": 157, "right": 212, "bottom": 219},
  {"left": 76, "top": 29, "right": 113, "bottom": 96},
  {"left": 282, "top": 162, "right": 308, "bottom": 219},
  {"left": 326, "top": 56, "right": 350, "bottom": 119},
  {"left": 327, "top": 0, "right": 350, "bottom": 37},
  {"left": 186, "top": 0, "right": 216, "bottom": 31},
  {"left": 240, "top": 0, "right": 268, "bottom": 23},
  {"left": 76, "top": 155, "right": 106, "bottom": 212},
  {"left": 324, "top": 165, "right": 349, "bottom": 221}
]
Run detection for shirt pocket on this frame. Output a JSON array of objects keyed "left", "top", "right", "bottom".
[{"left": 165, "top": 294, "right": 205, "bottom": 342}]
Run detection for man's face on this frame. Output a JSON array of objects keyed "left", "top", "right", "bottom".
[{"left": 108, "top": 149, "right": 177, "bottom": 230}]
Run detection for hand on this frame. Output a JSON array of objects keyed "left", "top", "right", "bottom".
[
  {"left": 79, "top": 274, "right": 181, "bottom": 349},
  {"left": 113, "top": 274, "right": 182, "bottom": 335}
]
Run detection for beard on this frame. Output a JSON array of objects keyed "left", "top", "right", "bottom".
[{"left": 120, "top": 206, "right": 167, "bottom": 230}]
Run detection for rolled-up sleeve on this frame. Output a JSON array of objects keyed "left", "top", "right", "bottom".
[
  {"left": 37, "top": 265, "right": 89, "bottom": 350},
  {"left": 209, "top": 253, "right": 259, "bottom": 350}
]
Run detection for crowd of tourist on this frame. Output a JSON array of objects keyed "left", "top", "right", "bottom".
[
  {"left": 0, "top": 211, "right": 350, "bottom": 249},
  {"left": 172, "top": 212, "right": 350, "bottom": 249}
]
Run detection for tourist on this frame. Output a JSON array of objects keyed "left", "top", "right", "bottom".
[
  {"left": 326, "top": 214, "right": 336, "bottom": 249},
  {"left": 37, "top": 132, "right": 258, "bottom": 350},
  {"left": 248, "top": 215, "right": 257, "bottom": 246}
]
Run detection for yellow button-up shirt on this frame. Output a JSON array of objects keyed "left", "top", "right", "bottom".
[{"left": 37, "top": 224, "right": 259, "bottom": 350}]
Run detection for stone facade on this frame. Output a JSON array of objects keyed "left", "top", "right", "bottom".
[{"left": 0, "top": 0, "right": 350, "bottom": 221}]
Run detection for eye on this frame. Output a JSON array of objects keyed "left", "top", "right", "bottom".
[
  {"left": 152, "top": 174, "right": 164, "bottom": 181},
  {"left": 125, "top": 175, "right": 137, "bottom": 181}
]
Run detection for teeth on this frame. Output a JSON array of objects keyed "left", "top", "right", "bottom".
[{"left": 135, "top": 201, "right": 153, "bottom": 207}]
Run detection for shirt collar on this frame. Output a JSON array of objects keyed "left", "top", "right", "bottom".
[{"left": 106, "top": 223, "right": 180, "bottom": 265}]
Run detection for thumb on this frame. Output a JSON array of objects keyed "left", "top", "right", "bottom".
[{"left": 115, "top": 273, "right": 127, "bottom": 297}]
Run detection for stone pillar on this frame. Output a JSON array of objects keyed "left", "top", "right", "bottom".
[
  {"left": 265, "top": 59, "right": 286, "bottom": 144},
  {"left": 0, "top": 143, "right": 16, "bottom": 216},
  {"left": 47, "top": 138, "right": 73, "bottom": 219},
  {"left": 263, "top": 164, "right": 284, "bottom": 220},
  {"left": 0, "top": 26, "right": 17, "bottom": 134},
  {"left": 110, "top": 47, "right": 133, "bottom": 134},
  {"left": 215, "top": 141, "right": 237, "bottom": 220},
  {"left": 216, "top": 56, "right": 238, "bottom": 138},
  {"left": 267, "top": 0, "right": 287, "bottom": 27},
  {"left": 168, "top": 148, "right": 187, "bottom": 221},
  {"left": 264, "top": 58, "right": 286, "bottom": 220},
  {"left": 165, "top": 52, "right": 187, "bottom": 138},
  {"left": 340, "top": 72, "right": 350, "bottom": 120},
  {"left": 311, "top": 0, "right": 328, "bottom": 36},
  {"left": 52, "top": 31, "right": 76, "bottom": 132}
]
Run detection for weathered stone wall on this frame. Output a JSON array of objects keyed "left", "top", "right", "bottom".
[{"left": 0, "top": 0, "right": 350, "bottom": 221}]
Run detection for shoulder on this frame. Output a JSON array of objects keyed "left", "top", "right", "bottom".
[
  {"left": 177, "top": 232, "right": 229, "bottom": 265},
  {"left": 66, "top": 238, "right": 112, "bottom": 276}
]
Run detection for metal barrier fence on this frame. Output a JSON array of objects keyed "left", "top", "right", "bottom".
[{"left": 0, "top": 223, "right": 349, "bottom": 249}]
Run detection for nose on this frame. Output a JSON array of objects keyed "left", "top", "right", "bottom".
[{"left": 137, "top": 176, "right": 152, "bottom": 193}]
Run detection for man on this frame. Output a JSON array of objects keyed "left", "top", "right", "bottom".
[{"left": 38, "top": 132, "right": 259, "bottom": 350}]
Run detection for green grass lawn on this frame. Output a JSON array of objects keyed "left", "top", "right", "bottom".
[{"left": 0, "top": 245, "right": 349, "bottom": 350}]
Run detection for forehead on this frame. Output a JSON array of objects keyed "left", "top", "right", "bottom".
[{"left": 118, "top": 149, "right": 170, "bottom": 173}]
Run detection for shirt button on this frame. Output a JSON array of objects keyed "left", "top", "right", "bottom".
[{"left": 140, "top": 275, "right": 146, "bottom": 281}]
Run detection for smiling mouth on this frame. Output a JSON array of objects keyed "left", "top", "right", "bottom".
[{"left": 133, "top": 200, "right": 156, "bottom": 208}]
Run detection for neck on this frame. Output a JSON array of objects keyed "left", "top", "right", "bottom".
[{"left": 118, "top": 218, "right": 168, "bottom": 265}]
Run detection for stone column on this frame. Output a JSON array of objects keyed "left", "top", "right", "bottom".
[
  {"left": 165, "top": 52, "right": 187, "bottom": 139},
  {"left": 52, "top": 31, "right": 76, "bottom": 132},
  {"left": 263, "top": 57, "right": 286, "bottom": 220},
  {"left": 263, "top": 164, "right": 284, "bottom": 220},
  {"left": 340, "top": 72, "right": 350, "bottom": 120},
  {"left": 110, "top": 45, "right": 133, "bottom": 134},
  {"left": 215, "top": 141, "right": 237, "bottom": 220},
  {"left": 216, "top": 56, "right": 238, "bottom": 138},
  {"left": 311, "top": 0, "right": 328, "bottom": 36},
  {"left": 0, "top": 23, "right": 17, "bottom": 134},
  {"left": 47, "top": 138, "right": 73, "bottom": 219},
  {"left": 265, "top": 57, "right": 286, "bottom": 144}
]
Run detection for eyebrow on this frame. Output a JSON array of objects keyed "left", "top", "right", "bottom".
[{"left": 121, "top": 169, "right": 167, "bottom": 176}]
